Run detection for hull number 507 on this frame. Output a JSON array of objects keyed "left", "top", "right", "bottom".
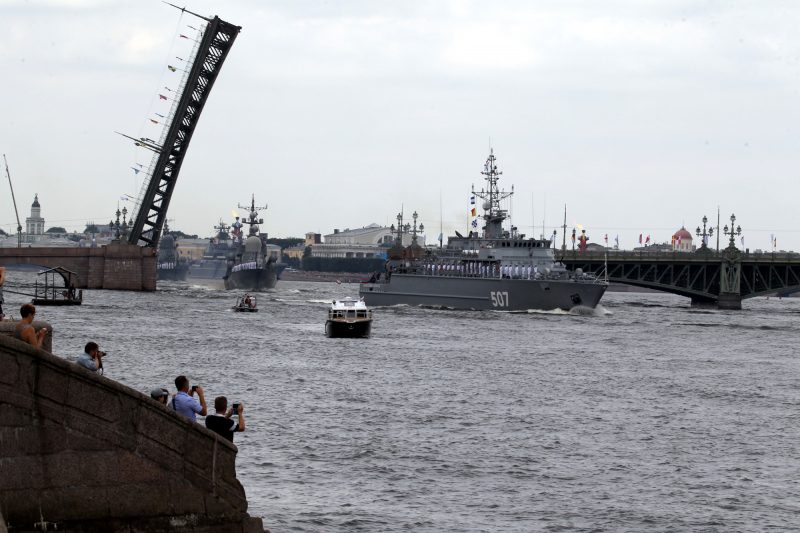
[{"left": 490, "top": 291, "right": 509, "bottom": 307}]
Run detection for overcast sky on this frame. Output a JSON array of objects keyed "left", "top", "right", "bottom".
[{"left": 2, "top": 0, "right": 799, "bottom": 250}]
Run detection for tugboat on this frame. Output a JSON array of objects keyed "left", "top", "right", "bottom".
[
  {"left": 325, "top": 297, "right": 373, "bottom": 338},
  {"left": 359, "top": 149, "right": 608, "bottom": 311},
  {"left": 157, "top": 223, "right": 189, "bottom": 281},
  {"left": 223, "top": 195, "right": 280, "bottom": 291},
  {"left": 232, "top": 294, "right": 258, "bottom": 312}
]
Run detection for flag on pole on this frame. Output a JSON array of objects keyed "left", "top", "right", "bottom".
[
  {"left": 604, "top": 234, "right": 608, "bottom": 244},
  {"left": 571, "top": 231, "right": 576, "bottom": 242},
  {"left": 741, "top": 236, "right": 744, "bottom": 247},
  {"left": 470, "top": 207, "right": 477, "bottom": 217},
  {"left": 615, "top": 235, "right": 619, "bottom": 246},
  {"left": 645, "top": 235, "right": 651, "bottom": 244},
  {"left": 471, "top": 220, "right": 478, "bottom": 228},
  {"left": 438, "top": 233, "right": 443, "bottom": 243},
  {"left": 639, "top": 233, "right": 643, "bottom": 244},
  {"left": 470, "top": 196, "right": 475, "bottom": 205}
]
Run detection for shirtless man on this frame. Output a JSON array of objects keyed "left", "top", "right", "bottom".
[{"left": 14, "top": 303, "right": 47, "bottom": 349}]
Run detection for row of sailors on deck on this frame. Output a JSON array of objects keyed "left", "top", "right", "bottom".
[
  {"left": 231, "top": 261, "right": 259, "bottom": 273},
  {"left": 421, "top": 263, "right": 543, "bottom": 279},
  {"left": 157, "top": 262, "right": 179, "bottom": 269}
]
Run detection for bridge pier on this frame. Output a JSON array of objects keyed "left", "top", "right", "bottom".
[
  {"left": 0, "top": 243, "right": 156, "bottom": 291},
  {"left": 716, "top": 293, "right": 742, "bottom": 310},
  {"left": 690, "top": 297, "right": 717, "bottom": 309}
]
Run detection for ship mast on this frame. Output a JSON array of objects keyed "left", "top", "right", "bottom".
[
  {"left": 472, "top": 149, "right": 513, "bottom": 239},
  {"left": 237, "top": 194, "right": 266, "bottom": 237}
]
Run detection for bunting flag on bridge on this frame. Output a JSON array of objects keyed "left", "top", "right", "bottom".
[
  {"left": 155, "top": 113, "right": 165, "bottom": 118},
  {"left": 149, "top": 119, "right": 159, "bottom": 124},
  {"left": 179, "top": 34, "right": 189, "bottom": 39},
  {"left": 168, "top": 65, "right": 177, "bottom": 72},
  {"left": 159, "top": 94, "right": 168, "bottom": 100},
  {"left": 131, "top": 167, "right": 141, "bottom": 174}
]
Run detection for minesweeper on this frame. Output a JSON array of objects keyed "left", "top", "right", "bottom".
[{"left": 359, "top": 149, "right": 608, "bottom": 311}]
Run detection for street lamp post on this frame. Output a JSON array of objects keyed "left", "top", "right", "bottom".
[
  {"left": 722, "top": 213, "right": 742, "bottom": 250},
  {"left": 695, "top": 215, "right": 714, "bottom": 250}
]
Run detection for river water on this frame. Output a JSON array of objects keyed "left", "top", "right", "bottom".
[{"left": 5, "top": 272, "right": 800, "bottom": 532}]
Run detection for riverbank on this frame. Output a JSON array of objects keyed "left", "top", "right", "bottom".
[{"left": 280, "top": 270, "right": 369, "bottom": 283}]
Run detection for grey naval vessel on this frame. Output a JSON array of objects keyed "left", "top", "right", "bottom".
[
  {"left": 223, "top": 195, "right": 280, "bottom": 291},
  {"left": 359, "top": 150, "right": 608, "bottom": 311},
  {"left": 156, "top": 223, "right": 189, "bottom": 282},
  {"left": 188, "top": 221, "right": 236, "bottom": 280}
]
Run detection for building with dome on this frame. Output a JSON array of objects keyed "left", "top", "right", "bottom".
[
  {"left": 672, "top": 226, "right": 693, "bottom": 252},
  {"left": 25, "top": 194, "right": 45, "bottom": 242}
]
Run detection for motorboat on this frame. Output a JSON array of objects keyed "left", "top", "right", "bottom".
[
  {"left": 233, "top": 294, "right": 258, "bottom": 312},
  {"left": 325, "top": 297, "right": 372, "bottom": 338}
]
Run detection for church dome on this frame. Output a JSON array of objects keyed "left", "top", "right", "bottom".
[
  {"left": 672, "top": 226, "right": 693, "bottom": 241},
  {"left": 32, "top": 194, "right": 40, "bottom": 208}
]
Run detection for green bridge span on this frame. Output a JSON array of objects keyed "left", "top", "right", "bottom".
[{"left": 561, "top": 247, "right": 800, "bottom": 309}]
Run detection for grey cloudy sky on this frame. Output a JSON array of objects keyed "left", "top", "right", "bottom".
[{"left": 2, "top": 0, "right": 799, "bottom": 250}]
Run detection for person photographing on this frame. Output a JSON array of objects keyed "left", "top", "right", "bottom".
[
  {"left": 172, "top": 375, "right": 207, "bottom": 423},
  {"left": 76, "top": 341, "right": 105, "bottom": 372},
  {"left": 205, "top": 397, "right": 245, "bottom": 443}
]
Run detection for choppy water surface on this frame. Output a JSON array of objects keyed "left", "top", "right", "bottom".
[{"left": 7, "top": 274, "right": 800, "bottom": 532}]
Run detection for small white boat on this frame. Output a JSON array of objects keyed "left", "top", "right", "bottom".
[
  {"left": 325, "top": 297, "right": 373, "bottom": 338},
  {"left": 233, "top": 294, "right": 258, "bottom": 312}
]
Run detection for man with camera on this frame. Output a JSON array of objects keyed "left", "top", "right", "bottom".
[
  {"left": 205, "top": 397, "right": 245, "bottom": 443},
  {"left": 76, "top": 341, "right": 105, "bottom": 372},
  {"left": 172, "top": 375, "right": 207, "bottom": 423}
]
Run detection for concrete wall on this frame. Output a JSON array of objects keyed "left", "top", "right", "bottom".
[
  {"left": 0, "top": 243, "right": 157, "bottom": 291},
  {"left": 0, "top": 331, "right": 264, "bottom": 532}
]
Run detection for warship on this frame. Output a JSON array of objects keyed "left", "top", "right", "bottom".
[
  {"left": 359, "top": 149, "right": 608, "bottom": 311},
  {"left": 156, "top": 223, "right": 189, "bottom": 281},
  {"left": 187, "top": 220, "right": 236, "bottom": 280},
  {"left": 223, "top": 195, "right": 281, "bottom": 291}
]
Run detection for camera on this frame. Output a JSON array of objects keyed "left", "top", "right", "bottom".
[
  {"left": 232, "top": 403, "right": 240, "bottom": 414},
  {"left": 98, "top": 351, "right": 107, "bottom": 357},
  {"left": 191, "top": 385, "right": 198, "bottom": 392}
]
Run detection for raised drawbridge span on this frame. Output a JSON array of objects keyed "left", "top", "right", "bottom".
[
  {"left": 562, "top": 248, "right": 800, "bottom": 309},
  {"left": 127, "top": 11, "right": 241, "bottom": 249},
  {"left": 0, "top": 10, "right": 241, "bottom": 291}
]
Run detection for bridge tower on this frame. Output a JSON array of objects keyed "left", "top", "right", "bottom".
[{"left": 127, "top": 10, "right": 241, "bottom": 249}]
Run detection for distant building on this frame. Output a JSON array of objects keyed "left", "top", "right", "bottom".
[
  {"left": 672, "top": 227, "right": 694, "bottom": 252},
  {"left": 310, "top": 224, "right": 425, "bottom": 259},
  {"left": 24, "top": 194, "right": 45, "bottom": 242}
]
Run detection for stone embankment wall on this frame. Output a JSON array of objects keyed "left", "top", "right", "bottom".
[{"left": 0, "top": 329, "right": 264, "bottom": 532}]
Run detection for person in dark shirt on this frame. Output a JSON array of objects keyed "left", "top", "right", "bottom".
[{"left": 205, "top": 396, "right": 245, "bottom": 442}]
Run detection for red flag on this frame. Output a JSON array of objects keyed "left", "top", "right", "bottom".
[
  {"left": 604, "top": 234, "right": 608, "bottom": 243},
  {"left": 645, "top": 235, "right": 651, "bottom": 244},
  {"left": 159, "top": 94, "right": 167, "bottom": 100},
  {"left": 639, "top": 233, "right": 642, "bottom": 244}
]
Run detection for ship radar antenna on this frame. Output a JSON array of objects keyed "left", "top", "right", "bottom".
[{"left": 472, "top": 149, "right": 513, "bottom": 240}]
